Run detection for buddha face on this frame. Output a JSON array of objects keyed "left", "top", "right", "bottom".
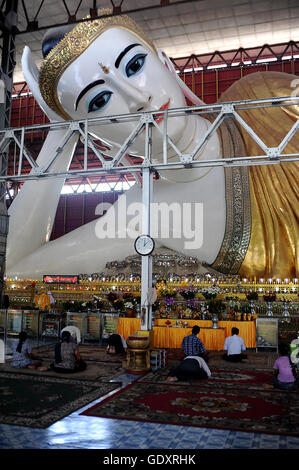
[{"left": 56, "top": 28, "right": 187, "bottom": 156}]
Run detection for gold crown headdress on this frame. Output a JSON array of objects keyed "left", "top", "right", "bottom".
[{"left": 39, "top": 9, "right": 156, "bottom": 120}]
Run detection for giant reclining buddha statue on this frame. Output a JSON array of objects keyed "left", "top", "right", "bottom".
[{"left": 6, "top": 11, "right": 299, "bottom": 280}]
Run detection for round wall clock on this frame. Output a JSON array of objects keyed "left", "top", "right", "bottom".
[{"left": 134, "top": 235, "right": 155, "bottom": 256}]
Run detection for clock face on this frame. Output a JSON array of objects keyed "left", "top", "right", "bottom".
[{"left": 134, "top": 235, "right": 155, "bottom": 256}]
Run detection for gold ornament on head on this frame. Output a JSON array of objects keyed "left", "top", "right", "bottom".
[
  {"left": 39, "top": 9, "right": 157, "bottom": 120},
  {"left": 99, "top": 62, "right": 110, "bottom": 74}
]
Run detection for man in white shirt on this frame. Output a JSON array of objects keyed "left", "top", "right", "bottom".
[
  {"left": 223, "top": 327, "right": 248, "bottom": 363},
  {"left": 60, "top": 325, "right": 81, "bottom": 344}
]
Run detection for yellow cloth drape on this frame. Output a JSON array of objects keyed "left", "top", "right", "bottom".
[
  {"left": 218, "top": 321, "right": 256, "bottom": 348},
  {"left": 117, "top": 317, "right": 141, "bottom": 340},
  {"left": 117, "top": 318, "right": 256, "bottom": 349},
  {"left": 152, "top": 326, "right": 225, "bottom": 350},
  {"left": 219, "top": 71, "right": 299, "bottom": 278}
]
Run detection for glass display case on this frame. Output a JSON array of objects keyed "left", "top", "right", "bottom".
[
  {"left": 22, "top": 310, "right": 39, "bottom": 337},
  {"left": 40, "top": 315, "right": 62, "bottom": 338},
  {"left": 83, "top": 312, "right": 100, "bottom": 343},
  {"left": 66, "top": 312, "right": 84, "bottom": 331},
  {"left": 6, "top": 310, "right": 23, "bottom": 335},
  {"left": 100, "top": 312, "right": 119, "bottom": 340}
]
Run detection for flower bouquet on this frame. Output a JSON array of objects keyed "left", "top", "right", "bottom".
[
  {"left": 93, "top": 295, "right": 105, "bottom": 310},
  {"left": 178, "top": 284, "right": 197, "bottom": 300},
  {"left": 152, "top": 300, "right": 160, "bottom": 312},
  {"left": 207, "top": 299, "right": 226, "bottom": 314},
  {"left": 113, "top": 298, "right": 124, "bottom": 311},
  {"left": 263, "top": 292, "right": 276, "bottom": 302},
  {"left": 123, "top": 292, "right": 135, "bottom": 302},
  {"left": 107, "top": 291, "right": 118, "bottom": 303},
  {"left": 124, "top": 301, "right": 135, "bottom": 310},
  {"left": 200, "top": 285, "right": 220, "bottom": 300},
  {"left": 157, "top": 286, "right": 177, "bottom": 305},
  {"left": 246, "top": 291, "right": 258, "bottom": 301}
]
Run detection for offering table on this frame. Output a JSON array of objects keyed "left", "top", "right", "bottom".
[{"left": 117, "top": 318, "right": 256, "bottom": 349}]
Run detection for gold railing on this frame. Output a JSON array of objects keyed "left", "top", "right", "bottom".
[{"left": 4, "top": 277, "right": 298, "bottom": 309}]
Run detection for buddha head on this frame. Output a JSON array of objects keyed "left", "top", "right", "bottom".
[{"left": 38, "top": 11, "right": 188, "bottom": 156}]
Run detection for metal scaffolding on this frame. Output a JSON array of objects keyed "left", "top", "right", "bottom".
[
  {"left": 0, "top": 95, "right": 298, "bottom": 184},
  {"left": 1, "top": 95, "right": 298, "bottom": 329},
  {"left": 0, "top": 0, "right": 18, "bottom": 308}
]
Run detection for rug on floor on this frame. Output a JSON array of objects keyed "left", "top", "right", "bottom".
[
  {"left": 137, "top": 366, "right": 273, "bottom": 390},
  {"left": 0, "top": 360, "right": 123, "bottom": 382},
  {"left": 207, "top": 351, "right": 279, "bottom": 370},
  {"left": 166, "top": 350, "right": 278, "bottom": 370},
  {"left": 81, "top": 381, "right": 299, "bottom": 436},
  {"left": 32, "top": 343, "right": 125, "bottom": 363},
  {"left": 0, "top": 371, "right": 119, "bottom": 428}
]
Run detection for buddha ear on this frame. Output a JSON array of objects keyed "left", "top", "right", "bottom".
[
  {"left": 157, "top": 49, "right": 205, "bottom": 106},
  {"left": 21, "top": 46, "right": 63, "bottom": 122}
]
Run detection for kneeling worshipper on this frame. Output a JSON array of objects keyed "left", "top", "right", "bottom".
[
  {"left": 106, "top": 334, "right": 127, "bottom": 355},
  {"left": 181, "top": 325, "right": 209, "bottom": 362},
  {"left": 222, "top": 327, "right": 248, "bottom": 363},
  {"left": 167, "top": 356, "right": 211, "bottom": 382},
  {"left": 50, "top": 330, "right": 87, "bottom": 373}
]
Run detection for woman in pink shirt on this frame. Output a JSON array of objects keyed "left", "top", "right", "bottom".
[{"left": 269, "top": 343, "right": 297, "bottom": 391}]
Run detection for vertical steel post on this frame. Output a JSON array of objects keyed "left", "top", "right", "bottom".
[
  {"left": 0, "top": 1, "right": 18, "bottom": 316},
  {"left": 140, "top": 120, "right": 153, "bottom": 330}
]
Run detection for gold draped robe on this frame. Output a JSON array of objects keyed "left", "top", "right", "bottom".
[{"left": 214, "top": 71, "right": 299, "bottom": 279}]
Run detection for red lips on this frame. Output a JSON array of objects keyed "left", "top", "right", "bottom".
[{"left": 155, "top": 99, "right": 170, "bottom": 124}]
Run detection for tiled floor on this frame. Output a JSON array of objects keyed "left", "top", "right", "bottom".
[{"left": 1, "top": 337, "right": 299, "bottom": 450}]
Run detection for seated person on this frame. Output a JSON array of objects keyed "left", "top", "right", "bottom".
[
  {"left": 167, "top": 356, "right": 211, "bottom": 382},
  {"left": 222, "top": 327, "right": 247, "bottom": 362},
  {"left": 106, "top": 334, "right": 127, "bottom": 355},
  {"left": 265, "top": 342, "right": 297, "bottom": 391},
  {"left": 50, "top": 330, "right": 86, "bottom": 373},
  {"left": 60, "top": 325, "right": 81, "bottom": 344},
  {"left": 11, "top": 331, "right": 47, "bottom": 371},
  {"left": 181, "top": 325, "right": 209, "bottom": 362}
]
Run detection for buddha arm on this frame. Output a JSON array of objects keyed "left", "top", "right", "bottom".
[
  {"left": 6, "top": 167, "right": 226, "bottom": 279},
  {"left": 6, "top": 129, "right": 79, "bottom": 270}
]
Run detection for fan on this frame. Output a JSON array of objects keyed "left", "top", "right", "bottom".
[{"left": 147, "top": 287, "right": 157, "bottom": 305}]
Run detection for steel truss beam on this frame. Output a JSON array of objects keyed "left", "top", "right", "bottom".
[
  {"left": 16, "top": 0, "right": 199, "bottom": 34},
  {"left": 0, "top": 95, "right": 298, "bottom": 184}
]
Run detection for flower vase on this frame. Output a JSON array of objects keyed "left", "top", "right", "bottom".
[
  {"left": 211, "top": 313, "right": 219, "bottom": 329},
  {"left": 266, "top": 301, "right": 273, "bottom": 317},
  {"left": 283, "top": 302, "right": 290, "bottom": 317},
  {"left": 126, "top": 308, "right": 135, "bottom": 318}
]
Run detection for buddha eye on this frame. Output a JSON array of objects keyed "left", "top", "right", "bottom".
[
  {"left": 87, "top": 91, "right": 112, "bottom": 113},
  {"left": 125, "top": 53, "right": 147, "bottom": 77}
]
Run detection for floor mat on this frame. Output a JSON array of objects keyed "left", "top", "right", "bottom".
[
  {"left": 81, "top": 380, "right": 299, "bottom": 436},
  {"left": 137, "top": 366, "right": 273, "bottom": 390},
  {"left": 0, "top": 371, "right": 119, "bottom": 428},
  {"left": 0, "top": 360, "right": 124, "bottom": 382}
]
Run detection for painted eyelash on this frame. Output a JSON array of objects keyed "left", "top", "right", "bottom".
[
  {"left": 125, "top": 53, "right": 147, "bottom": 77},
  {"left": 87, "top": 91, "right": 112, "bottom": 113}
]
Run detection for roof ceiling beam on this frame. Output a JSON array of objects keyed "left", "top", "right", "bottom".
[{"left": 14, "top": 0, "right": 202, "bottom": 34}]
